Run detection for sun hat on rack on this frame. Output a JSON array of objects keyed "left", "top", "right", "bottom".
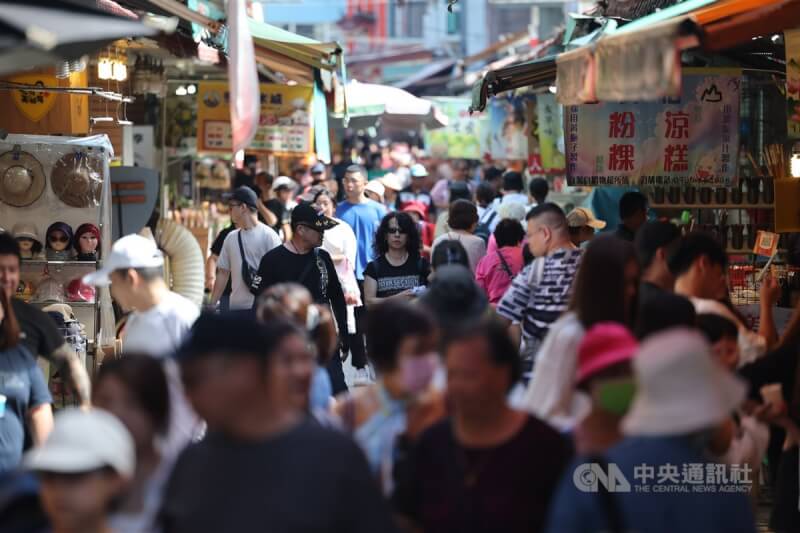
[
  {"left": 12, "top": 222, "right": 40, "bottom": 243},
  {"left": 622, "top": 327, "right": 746, "bottom": 437},
  {"left": 51, "top": 151, "right": 103, "bottom": 208},
  {"left": 0, "top": 148, "right": 46, "bottom": 207}
]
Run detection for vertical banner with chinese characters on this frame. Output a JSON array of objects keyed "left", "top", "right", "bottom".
[
  {"left": 423, "top": 97, "right": 487, "bottom": 159},
  {"left": 565, "top": 72, "right": 741, "bottom": 186},
  {"left": 537, "top": 94, "right": 566, "bottom": 173},
  {"left": 786, "top": 29, "right": 800, "bottom": 139},
  {"left": 196, "top": 81, "right": 314, "bottom": 155}
]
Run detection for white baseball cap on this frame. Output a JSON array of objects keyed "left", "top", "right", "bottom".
[
  {"left": 410, "top": 163, "right": 428, "bottom": 178},
  {"left": 25, "top": 408, "right": 135, "bottom": 477},
  {"left": 82, "top": 234, "right": 164, "bottom": 287}
]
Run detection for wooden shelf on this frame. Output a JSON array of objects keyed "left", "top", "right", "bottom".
[
  {"left": 651, "top": 203, "right": 774, "bottom": 209},
  {"left": 21, "top": 260, "right": 98, "bottom": 266},
  {"left": 29, "top": 300, "right": 96, "bottom": 308}
]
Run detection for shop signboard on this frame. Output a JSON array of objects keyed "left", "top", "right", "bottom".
[
  {"left": 565, "top": 71, "right": 741, "bottom": 187},
  {"left": 424, "top": 97, "right": 487, "bottom": 159},
  {"left": 197, "top": 81, "right": 314, "bottom": 155},
  {"left": 786, "top": 29, "right": 800, "bottom": 139}
]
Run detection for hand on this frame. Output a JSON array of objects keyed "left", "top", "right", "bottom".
[
  {"left": 345, "top": 293, "right": 360, "bottom": 305},
  {"left": 760, "top": 274, "right": 780, "bottom": 306},
  {"left": 395, "top": 289, "right": 414, "bottom": 299},
  {"left": 205, "top": 275, "right": 215, "bottom": 291},
  {"left": 753, "top": 400, "right": 789, "bottom": 425}
]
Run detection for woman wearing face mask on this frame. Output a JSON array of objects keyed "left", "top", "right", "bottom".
[
  {"left": 92, "top": 355, "right": 170, "bottom": 533},
  {"left": 517, "top": 235, "right": 640, "bottom": 429},
  {"left": 334, "top": 300, "right": 443, "bottom": 495},
  {"left": 570, "top": 323, "right": 638, "bottom": 455},
  {"left": 255, "top": 283, "right": 339, "bottom": 417}
]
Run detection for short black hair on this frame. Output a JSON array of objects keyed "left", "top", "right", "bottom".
[
  {"left": 484, "top": 166, "right": 504, "bottom": 183},
  {"left": 635, "top": 291, "right": 696, "bottom": 340},
  {"left": 502, "top": 171, "right": 524, "bottom": 192},
  {"left": 448, "top": 199, "right": 479, "bottom": 231},
  {"left": 345, "top": 164, "right": 365, "bottom": 176},
  {"left": 635, "top": 221, "right": 681, "bottom": 270},
  {"left": 445, "top": 317, "right": 522, "bottom": 389},
  {"left": 431, "top": 240, "right": 469, "bottom": 270},
  {"left": 0, "top": 233, "right": 21, "bottom": 263},
  {"left": 668, "top": 231, "right": 728, "bottom": 277},
  {"left": 619, "top": 191, "right": 648, "bottom": 220},
  {"left": 366, "top": 301, "right": 436, "bottom": 373},
  {"left": 449, "top": 182, "right": 472, "bottom": 203},
  {"left": 476, "top": 181, "right": 496, "bottom": 206},
  {"left": 529, "top": 177, "right": 549, "bottom": 204},
  {"left": 494, "top": 219, "right": 525, "bottom": 248},
  {"left": 526, "top": 202, "right": 567, "bottom": 230},
  {"left": 373, "top": 212, "right": 421, "bottom": 258},
  {"left": 696, "top": 313, "right": 739, "bottom": 344}
]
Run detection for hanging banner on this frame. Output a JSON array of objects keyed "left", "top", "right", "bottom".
[
  {"left": 566, "top": 72, "right": 741, "bottom": 187},
  {"left": 424, "top": 97, "right": 487, "bottom": 159},
  {"left": 197, "top": 81, "right": 313, "bottom": 155},
  {"left": 537, "top": 94, "right": 566, "bottom": 173},
  {"left": 487, "top": 94, "right": 535, "bottom": 162},
  {"left": 786, "top": 29, "right": 800, "bottom": 139},
  {"left": 9, "top": 73, "right": 59, "bottom": 122}
]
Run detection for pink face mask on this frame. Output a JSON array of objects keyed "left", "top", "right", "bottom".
[{"left": 399, "top": 352, "right": 439, "bottom": 395}]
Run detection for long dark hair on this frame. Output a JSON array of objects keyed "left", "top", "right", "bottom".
[
  {"left": 0, "top": 289, "right": 20, "bottom": 350},
  {"left": 570, "top": 235, "right": 638, "bottom": 329},
  {"left": 373, "top": 212, "right": 421, "bottom": 258},
  {"left": 94, "top": 355, "right": 170, "bottom": 436}
]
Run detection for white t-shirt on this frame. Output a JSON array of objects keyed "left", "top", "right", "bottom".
[
  {"left": 218, "top": 222, "right": 281, "bottom": 309},
  {"left": 431, "top": 231, "right": 487, "bottom": 273},
  {"left": 122, "top": 291, "right": 201, "bottom": 461}
]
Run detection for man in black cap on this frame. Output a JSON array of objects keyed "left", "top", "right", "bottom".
[
  {"left": 161, "top": 314, "right": 396, "bottom": 533},
  {"left": 250, "top": 203, "right": 349, "bottom": 393},
  {"left": 210, "top": 186, "right": 281, "bottom": 311}
]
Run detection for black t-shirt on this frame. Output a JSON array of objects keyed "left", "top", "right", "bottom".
[
  {"left": 11, "top": 299, "right": 64, "bottom": 361},
  {"left": 393, "top": 416, "right": 571, "bottom": 533},
  {"left": 252, "top": 246, "right": 346, "bottom": 336},
  {"left": 160, "top": 420, "right": 397, "bottom": 533},
  {"left": 210, "top": 225, "right": 235, "bottom": 257},
  {"left": 264, "top": 199, "right": 289, "bottom": 232},
  {"left": 363, "top": 255, "right": 430, "bottom": 299},
  {"left": 636, "top": 282, "right": 696, "bottom": 339}
]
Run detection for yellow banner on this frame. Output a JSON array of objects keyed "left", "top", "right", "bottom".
[
  {"left": 197, "top": 81, "right": 314, "bottom": 155},
  {"left": 10, "top": 73, "right": 58, "bottom": 122}
]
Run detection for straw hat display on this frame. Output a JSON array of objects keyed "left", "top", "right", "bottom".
[
  {"left": 0, "top": 148, "right": 46, "bottom": 207},
  {"left": 51, "top": 151, "right": 102, "bottom": 208}
]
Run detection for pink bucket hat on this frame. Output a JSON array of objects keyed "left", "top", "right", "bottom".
[{"left": 576, "top": 322, "right": 638, "bottom": 385}]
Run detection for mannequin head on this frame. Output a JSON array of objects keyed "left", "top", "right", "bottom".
[
  {"left": 74, "top": 223, "right": 101, "bottom": 258},
  {"left": 46, "top": 223, "right": 74, "bottom": 253},
  {"left": 12, "top": 224, "right": 42, "bottom": 259}
]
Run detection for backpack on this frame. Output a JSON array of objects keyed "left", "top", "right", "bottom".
[{"left": 474, "top": 208, "right": 497, "bottom": 243}]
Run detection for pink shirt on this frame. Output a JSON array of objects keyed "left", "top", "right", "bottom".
[{"left": 475, "top": 246, "right": 524, "bottom": 304}]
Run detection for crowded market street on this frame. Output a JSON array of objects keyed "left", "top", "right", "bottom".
[{"left": 2, "top": 0, "right": 800, "bottom": 532}]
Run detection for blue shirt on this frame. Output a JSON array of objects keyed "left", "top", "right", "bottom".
[
  {"left": 546, "top": 435, "right": 756, "bottom": 533},
  {"left": 336, "top": 200, "right": 387, "bottom": 281},
  {"left": 0, "top": 345, "right": 51, "bottom": 473}
]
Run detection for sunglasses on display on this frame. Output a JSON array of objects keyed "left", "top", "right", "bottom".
[{"left": 49, "top": 235, "right": 69, "bottom": 243}]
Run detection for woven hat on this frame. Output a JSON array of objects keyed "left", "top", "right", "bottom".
[
  {"left": 51, "top": 151, "right": 103, "bottom": 208},
  {"left": 12, "top": 222, "right": 40, "bottom": 243},
  {"left": 0, "top": 148, "right": 46, "bottom": 207},
  {"left": 567, "top": 207, "right": 606, "bottom": 229}
]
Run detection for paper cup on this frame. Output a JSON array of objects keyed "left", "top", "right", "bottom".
[{"left": 760, "top": 383, "right": 785, "bottom": 415}]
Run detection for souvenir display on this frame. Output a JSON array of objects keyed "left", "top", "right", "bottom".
[
  {"left": 0, "top": 148, "right": 46, "bottom": 207},
  {"left": 51, "top": 151, "right": 103, "bottom": 208},
  {"left": 45, "top": 221, "right": 74, "bottom": 261},
  {"left": 15, "top": 280, "right": 35, "bottom": 302},
  {"left": 73, "top": 223, "right": 101, "bottom": 261},
  {"left": 33, "top": 276, "right": 65, "bottom": 303},
  {"left": 12, "top": 222, "right": 43, "bottom": 259}
]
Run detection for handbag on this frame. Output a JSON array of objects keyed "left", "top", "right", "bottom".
[
  {"left": 237, "top": 231, "right": 255, "bottom": 287},
  {"left": 496, "top": 249, "right": 514, "bottom": 278}
]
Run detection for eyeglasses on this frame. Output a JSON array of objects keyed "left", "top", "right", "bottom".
[
  {"left": 49, "top": 235, "right": 69, "bottom": 243},
  {"left": 298, "top": 224, "right": 323, "bottom": 235},
  {"left": 228, "top": 201, "right": 243, "bottom": 209},
  {"left": 387, "top": 227, "right": 407, "bottom": 235}
]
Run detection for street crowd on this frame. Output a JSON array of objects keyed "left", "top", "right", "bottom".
[{"left": 1, "top": 152, "right": 800, "bottom": 533}]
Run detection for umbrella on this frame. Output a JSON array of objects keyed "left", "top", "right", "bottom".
[
  {"left": 0, "top": 0, "right": 157, "bottom": 77},
  {"left": 334, "top": 80, "right": 449, "bottom": 130}
]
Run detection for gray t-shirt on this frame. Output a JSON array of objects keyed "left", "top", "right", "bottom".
[
  {"left": 218, "top": 222, "right": 281, "bottom": 309},
  {"left": 160, "top": 420, "right": 397, "bottom": 533}
]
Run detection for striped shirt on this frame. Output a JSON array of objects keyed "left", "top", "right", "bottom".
[{"left": 497, "top": 248, "right": 583, "bottom": 357}]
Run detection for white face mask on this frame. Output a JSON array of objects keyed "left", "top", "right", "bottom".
[{"left": 399, "top": 352, "right": 439, "bottom": 395}]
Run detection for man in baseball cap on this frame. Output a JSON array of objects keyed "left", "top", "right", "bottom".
[{"left": 566, "top": 207, "right": 606, "bottom": 247}]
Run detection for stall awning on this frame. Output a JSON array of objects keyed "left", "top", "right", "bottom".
[
  {"left": 249, "top": 20, "right": 341, "bottom": 71},
  {"left": 469, "top": 56, "right": 556, "bottom": 112},
  {"left": 692, "top": 0, "right": 800, "bottom": 52}
]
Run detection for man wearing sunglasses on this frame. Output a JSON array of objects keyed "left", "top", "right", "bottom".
[
  {"left": 250, "top": 203, "right": 349, "bottom": 393},
  {"left": 210, "top": 187, "right": 281, "bottom": 311}
]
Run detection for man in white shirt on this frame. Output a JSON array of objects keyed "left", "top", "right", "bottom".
[
  {"left": 670, "top": 231, "right": 780, "bottom": 366},
  {"left": 83, "top": 233, "right": 201, "bottom": 457},
  {"left": 484, "top": 171, "right": 529, "bottom": 232},
  {"left": 211, "top": 186, "right": 281, "bottom": 310}
]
